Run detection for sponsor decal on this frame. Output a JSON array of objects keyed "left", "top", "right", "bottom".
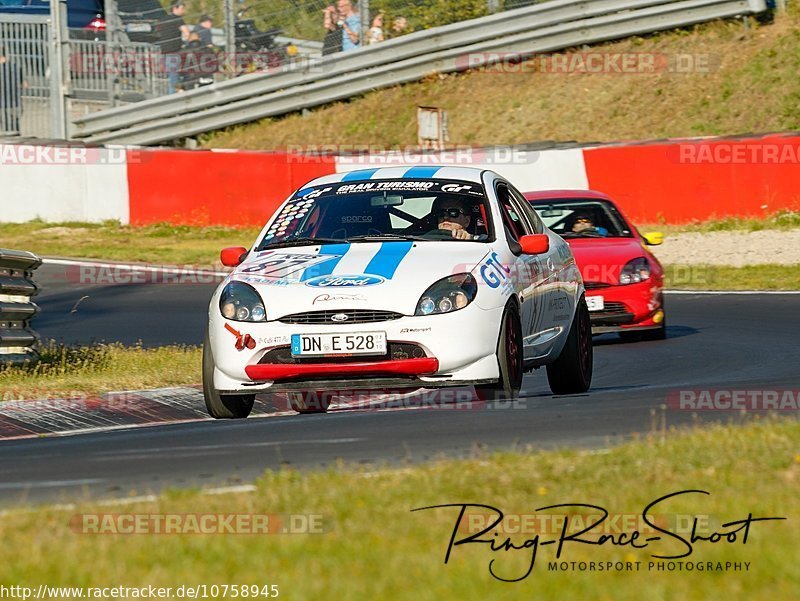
[
  {"left": 305, "top": 275, "right": 385, "bottom": 288},
  {"left": 257, "top": 335, "right": 290, "bottom": 346},
  {"left": 231, "top": 274, "right": 293, "bottom": 287},
  {"left": 441, "top": 183, "right": 473, "bottom": 193},
  {"left": 240, "top": 252, "right": 338, "bottom": 278},
  {"left": 312, "top": 293, "right": 368, "bottom": 304},
  {"left": 335, "top": 181, "right": 436, "bottom": 194},
  {"left": 479, "top": 251, "right": 511, "bottom": 289},
  {"left": 399, "top": 327, "right": 432, "bottom": 334}
]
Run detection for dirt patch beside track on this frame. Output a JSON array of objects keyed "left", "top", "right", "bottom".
[{"left": 651, "top": 229, "right": 800, "bottom": 266}]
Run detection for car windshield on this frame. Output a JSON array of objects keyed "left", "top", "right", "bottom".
[
  {"left": 256, "top": 179, "right": 493, "bottom": 250},
  {"left": 532, "top": 199, "right": 633, "bottom": 238}
]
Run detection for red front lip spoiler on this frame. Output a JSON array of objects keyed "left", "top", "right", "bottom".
[{"left": 245, "top": 357, "right": 439, "bottom": 382}]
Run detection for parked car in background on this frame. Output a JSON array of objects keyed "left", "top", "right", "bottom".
[{"left": 526, "top": 190, "right": 666, "bottom": 341}]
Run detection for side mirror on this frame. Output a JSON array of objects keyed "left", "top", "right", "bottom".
[
  {"left": 220, "top": 246, "right": 248, "bottom": 267},
  {"left": 642, "top": 232, "right": 664, "bottom": 246},
  {"left": 519, "top": 234, "right": 550, "bottom": 255}
]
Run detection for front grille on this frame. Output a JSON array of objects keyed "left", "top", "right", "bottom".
[
  {"left": 584, "top": 281, "right": 611, "bottom": 290},
  {"left": 278, "top": 310, "right": 403, "bottom": 325},
  {"left": 259, "top": 342, "right": 427, "bottom": 364},
  {"left": 597, "top": 301, "right": 628, "bottom": 314}
]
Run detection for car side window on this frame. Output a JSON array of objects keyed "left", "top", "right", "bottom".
[
  {"left": 509, "top": 188, "right": 544, "bottom": 234},
  {"left": 496, "top": 184, "right": 529, "bottom": 241}
]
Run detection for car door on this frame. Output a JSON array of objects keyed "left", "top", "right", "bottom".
[
  {"left": 494, "top": 181, "right": 551, "bottom": 360},
  {"left": 509, "top": 183, "right": 577, "bottom": 356}
]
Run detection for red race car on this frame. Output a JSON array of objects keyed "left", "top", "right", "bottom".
[{"left": 525, "top": 190, "right": 666, "bottom": 341}]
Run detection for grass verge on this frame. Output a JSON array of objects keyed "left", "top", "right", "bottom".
[
  {"left": 0, "top": 220, "right": 261, "bottom": 265},
  {"left": 0, "top": 342, "right": 200, "bottom": 400},
  {"left": 202, "top": 8, "right": 800, "bottom": 149},
  {"left": 665, "top": 264, "right": 800, "bottom": 290},
  {"left": 0, "top": 419, "right": 797, "bottom": 598}
]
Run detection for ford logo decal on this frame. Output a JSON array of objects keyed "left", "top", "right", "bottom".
[
  {"left": 305, "top": 275, "right": 385, "bottom": 288},
  {"left": 331, "top": 313, "right": 349, "bottom": 322}
]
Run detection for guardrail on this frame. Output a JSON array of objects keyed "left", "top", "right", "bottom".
[
  {"left": 72, "top": 0, "right": 767, "bottom": 145},
  {"left": 0, "top": 249, "right": 42, "bottom": 365}
]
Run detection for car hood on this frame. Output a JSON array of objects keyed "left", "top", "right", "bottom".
[
  {"left": 565, "top": 237, "right": 652, "bottom": 285},
  {"left": 229, "top": 242, "right": 492, "bottom": 319}
]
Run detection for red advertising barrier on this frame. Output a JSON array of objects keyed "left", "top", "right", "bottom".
[
  {"left": 126, "top": 149, "right": 335, "bottom": 226},
  {"left": 583, "top": 134, "right": 800, "bottom": 224}
]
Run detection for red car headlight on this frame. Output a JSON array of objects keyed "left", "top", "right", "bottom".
[{"left": 619, "top": 257, "right": 651, "bottom": 285}]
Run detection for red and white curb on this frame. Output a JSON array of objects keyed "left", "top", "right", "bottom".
[{"left": 0, "top": 386, "right": 482, "bottom": 441}]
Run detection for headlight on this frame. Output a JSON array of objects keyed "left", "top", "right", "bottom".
[
  {"left": 219, "top": 281, "right": 266, "bottom": 322},
  {"left": 415, "top": 274, "right": 478, "bottom": 316},
  {"left": 619, "top": 257, "right": 651, "bottom": 285}
]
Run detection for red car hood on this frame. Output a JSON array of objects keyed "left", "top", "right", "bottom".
[{"left": 565, "top": 237, "right": 653, "bottom": 285}]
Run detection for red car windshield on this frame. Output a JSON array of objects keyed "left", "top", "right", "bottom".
[{"left": 532, "top": 199, "right": 633, "bottom": 238}]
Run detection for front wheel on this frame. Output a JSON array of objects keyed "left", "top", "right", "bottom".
[
  {"left": 475, "top": 305, "right": 523, "bottom": 402},
  {"left": 546, "top": 296, "right": 593, "bottom": 395},
  {"left": 202, "top": 330, "right": 255, "bottom": 419}
]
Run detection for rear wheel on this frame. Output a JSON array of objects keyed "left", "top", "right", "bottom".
[
  {"left": 547, "top": 296, "right": 593, "bottom": 395},
  {"left": 202, "top": 330, "right": 255, "bottom": 419},
  {"left": 475, "top": 305, "right": 523, "bottom": 402}
]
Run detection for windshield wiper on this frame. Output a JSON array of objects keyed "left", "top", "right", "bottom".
[
  {"left": 346, "top": 234, "right": 429, "bottom": 242},
  {"left": 257, "top": 237, "right": 345, "bottom": 250}
]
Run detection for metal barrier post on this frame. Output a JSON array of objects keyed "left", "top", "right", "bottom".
[
  {"left": 48, "top": 0, "right": 69, "bottom": 139},
  {"left": 0, "top": 249, "right": 42, "bottom": 366},
  {"left": 224, "top": 0, "right": 236, "bottom": 78},
  {"left": 360, "top": 0, "right": 370, "bottom": 47},
  {"left": 105, "top": 0, "right": 121, "bottom": 106}
]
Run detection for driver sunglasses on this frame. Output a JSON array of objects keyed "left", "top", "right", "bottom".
[{"left": 437, "top": 207, "right": 468, "bottom": 218}]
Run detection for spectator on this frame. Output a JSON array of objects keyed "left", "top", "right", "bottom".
[
  {"left": 367, "top": 12, "right": 384, "bottom": 45},
  {"left": 0, "top": 47, "right": 26, "bottom": 136},
  {"left": 322, "top": 5, "right": 342, "bottom": 56},
  {"left": 161, "top": 0, "right": 191, "bottom": 94},
  {"left": 336, "top": 0, "right": 360, "bottom": 52},
  {"left": 390, "top": 16, "right": 408, "bottom": 38},
  {"left": 195, "top": 15, "right": 214, "bottom": 48}
]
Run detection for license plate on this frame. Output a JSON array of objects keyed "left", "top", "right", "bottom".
[
  {"left": 585, "top": 296, "right": 605, "bottom": 311},
  {"left": 291, "top": 332, "right": 387, "bottom": 357}
]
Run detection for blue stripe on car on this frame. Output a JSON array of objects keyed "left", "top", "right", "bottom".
[
  {"left": 403, "top": 166, "right": 441, "bottom": 179},
  {"left": 299, "top": 244, "right": 351, "bottom": 281},
  {"left": 341, "top": 169, "right": 379, "bottom": 181},
  {"left": 364, "top": 241, "right": 413, "bottom": 279}
]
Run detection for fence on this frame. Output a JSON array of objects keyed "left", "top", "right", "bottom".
[
  {"left": 0, "top": 249, "right": 41, "bottom": 365},
  {"left": 72, "top": 0, "right": 769, "bottom": 145},
  {"left": 0, "top": 14, "right": 55, "bottom": 138}
]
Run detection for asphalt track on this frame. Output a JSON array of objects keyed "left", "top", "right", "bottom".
[{"left": 0, "top": 261, "right": 798, "bottom": 506}]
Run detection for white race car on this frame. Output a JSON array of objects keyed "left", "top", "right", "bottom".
[{"left": 203, "top": 166, "right": 592, "bottom": 417}]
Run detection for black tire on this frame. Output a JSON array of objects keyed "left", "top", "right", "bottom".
[
  {"left": 547, "top": 296, "right": 593, "bottom": 395},
  {"left": 475, "top": 305, "right": 523, "bottom": 402},
  {"left": 287, "top": 391, "right": 331, "bottom": 414},
  {"left": 202, "top": 330, "right": 255, "bottom": 419}
]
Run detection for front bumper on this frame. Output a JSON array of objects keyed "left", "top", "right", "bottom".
[
  {"left": 210, "top": 304, "right": 504, "bottom": 393},
  {"left": 585, "top": 280, "right": 663, "bottom": 333}
]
